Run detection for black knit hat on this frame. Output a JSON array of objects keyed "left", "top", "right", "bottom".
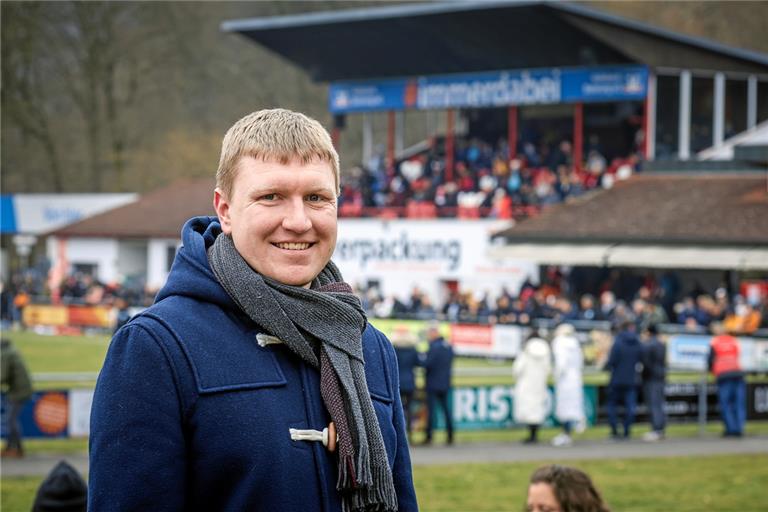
[{"left": 32, "top": 460, "right": 87, "bottom": 512}]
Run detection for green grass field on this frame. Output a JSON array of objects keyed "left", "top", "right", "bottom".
[
  {"left": 3, "top": 330, "right": 768, "bottom": 511},
  {"left": 4, "top": 330, "right": 744, "bottom": 389},
  {"left": 2, "top": 453, "right": 766, "bottom": 511}
]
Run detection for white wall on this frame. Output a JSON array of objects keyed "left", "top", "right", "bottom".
[
  {"left": 48, "top": 237, "right": 119, "bottom": 283},
  {"left": 147, "top": 239, "right": 181, "bottom": 290},
  {"left": 116, "top": 240, "right": 148, "bottom": 283}
]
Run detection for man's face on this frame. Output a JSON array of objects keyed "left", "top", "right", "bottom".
[{"left": 214, "top": 156, "right": 338, "bottom": 288}]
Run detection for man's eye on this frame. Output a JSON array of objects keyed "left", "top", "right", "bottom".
[
  {"left": 260, "top": 194, "right": 277, "bottom": 201},
  {"left": 307, "top": 194, "right": 321, "bottom": 202}
]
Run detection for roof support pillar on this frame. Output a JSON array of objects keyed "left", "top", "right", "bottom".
[
  {"left": 445, "top": 109, "right": 455, "bottom": 182},
  {"left": 644, "top": 71, "right": 656, "bottom": 160},
  {"left": 678, "top": 70, "right": 692, "bottom": 160},
  {"left": 362, "top": 113, "right": 373, "bottom": 166},
  {"left": 507, "top": 105, "right": 518, "bottom": 160},
  {"left": 713, "top": 72, "right": 725, "bottom": 147},
  {"left": 573, "top": 102, "right": 583, "bottom": 171},
  {"left": 395, "top": 111, "right": 404, "bottom": 154},
  {"left": 747, "top": 75, "right": 758, "bottom": 130}
]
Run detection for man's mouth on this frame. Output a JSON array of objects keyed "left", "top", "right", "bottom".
[{"left": 274, "top": 242, "right": 312, "bottom": 250}]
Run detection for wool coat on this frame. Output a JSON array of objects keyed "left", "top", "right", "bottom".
[
  {"left": 88, "top": 216, "right": 418, "bottom": 512},
  {"left": 551, "top": 326, "right": 584, "bottom": 424},
  {"left": 512, "top": 338, "right": 552, "bottom": 425}
]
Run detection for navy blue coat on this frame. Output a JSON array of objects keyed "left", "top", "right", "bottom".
[
  {"left": 605, "top": 330, "right": 643, "bottom": 387},
  {"left": 422, "top": 337, "right": 454, "bottom": 392},
  {"left": 394, "top": 346, "right": 419, "bottom": 394},
  {"left": 88, "top": 217, "right": 417, "bottom": 512}
]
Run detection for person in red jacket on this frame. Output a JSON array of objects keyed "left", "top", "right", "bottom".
[{"left": 708, "top": 323, "right": 746, "bottom": 437}]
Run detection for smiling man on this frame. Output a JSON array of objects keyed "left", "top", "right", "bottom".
[{"left": 88, "top": 109, "right": 417, "bottom": 511}]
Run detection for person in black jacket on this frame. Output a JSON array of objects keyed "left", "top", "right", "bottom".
[
  {"left": 604, "top": 322, "right": 643, "bottom": 439},
  {"left": 391, "top": 325, "right": 420, "bottom": 441},
  {"left": 420, "top": 322, "right": 454, "bottom": 445},
  {"left": 641, "top": 324, "right": 667, "bottom": 442}
]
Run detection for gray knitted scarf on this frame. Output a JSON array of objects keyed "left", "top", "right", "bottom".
[{"left": 207, "top": 233, "right": 397, "bottom": 512}]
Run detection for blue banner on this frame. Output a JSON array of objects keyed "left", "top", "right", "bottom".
[
  {"left": 1, "top": 195, "right": 17, "bottom": 234},
  {"left": 329, "top": 65, "right": 648, "bottom": 113}
]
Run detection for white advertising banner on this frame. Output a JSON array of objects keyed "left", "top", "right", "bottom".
[
  {"left": 335, "top": 219, "right": 537, "bottom": 300},
  {"left": 68, "top": 388, "right": 94, "bottom": 437},
  {"left": 12, "top": 194, "right": 137, "bottom": 234}
]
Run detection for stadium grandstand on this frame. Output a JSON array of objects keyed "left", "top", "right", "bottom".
[
  {"left": 222, "top": 0, "right": 768, "bottom": 221},
  {"left": 4, "top": 1, "right": 767, "bottom": 345}
]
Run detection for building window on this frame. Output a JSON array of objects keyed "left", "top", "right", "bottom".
[
  {"left": 166, "top": 245, "right": 178, "bottom": 272},
  {"left": 655, "top": 75, "right": 680, "bottom": 160}
]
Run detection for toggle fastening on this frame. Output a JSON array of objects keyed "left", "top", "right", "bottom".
[
  {"left": 256, "top": 334, "right": 284, "bottom": 347},
  {"left": 289, "top": 422, "right": 337, "bottom": 452}
]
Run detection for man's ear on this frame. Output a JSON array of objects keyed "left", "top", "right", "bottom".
[{"left": 213, "top": 188, "right": 232, "bottom": 234}]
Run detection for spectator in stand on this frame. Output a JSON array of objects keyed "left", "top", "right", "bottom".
[
  {"left": 1, "top": 338, "right": 33, "bottom": 458},
  {"left": 391, "top": 325, "right": 420, "bottom": 442},
  {"left": 513, "top": 333, "right": 552, "bottom": 444},
  {"left": 641, "top": 324, "right": 667, "bottom": 442},
  {"left": 526, "top": 465, "right": 611, "bottom": 512},
  {"left": 604, "top": 321, "right": 643, "bottom": 439},
  {"left": 723, "top": 297, "right": 762, "bottom": 335},
  {"left": 578, "top": 294, "right": 600, "bottom": 321},
  {"left": 709, "top": 323, "right": 746, "bottom": 437},
  {"left": 676, "top": 296, "right": 699, "bottom": 325},
  {"left": 551, "top": 324, "right": 585, "bottom": 447},
  {"left": 598, "top": 291, "right": 617, "bottom": 321},
  {"left": 421, "top": 322, "right": 455, "bottom": 445}
]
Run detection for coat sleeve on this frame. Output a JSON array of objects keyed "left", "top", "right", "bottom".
[
  {"left": 380, "top": 331, "right": 419, "bottom": 511},
  {"left": 88, "top": 323, "right": 188, "bottom": 511}
]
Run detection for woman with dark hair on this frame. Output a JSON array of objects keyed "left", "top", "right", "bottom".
[{"left": 526, "top": 464, "right": 610, "bottom": 512}]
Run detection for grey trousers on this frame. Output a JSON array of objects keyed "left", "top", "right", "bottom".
[{"left": 643, "top": 380, "right": 666, "bottom": 433}]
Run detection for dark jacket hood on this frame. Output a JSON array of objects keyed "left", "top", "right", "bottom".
[
  {"left": 155, "top": 216, "right": 236, "bottom": 311},
  {"left": 616, "top": 330, "right": 640, "bottom": 346}
]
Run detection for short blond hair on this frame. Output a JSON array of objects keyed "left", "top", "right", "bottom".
[{"left": 216, "top": 108, "right": 339, "bottom": 198}]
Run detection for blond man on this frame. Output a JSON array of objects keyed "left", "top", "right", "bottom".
[{"left": 89, "top": 109, "right": 418, "bottom": 511}]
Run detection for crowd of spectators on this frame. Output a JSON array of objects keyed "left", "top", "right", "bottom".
[
  {"left": 339, "top": 133, "right": 641, "bottom": 219},
  {"left": 355, "top": 274, "right": 768, "bottom": 335},
  {"left": 4, "top": 265, "right": 766, "bottom": 337},
  {"left": 1, "top": 269, "right": 156, "bottom": 328}
]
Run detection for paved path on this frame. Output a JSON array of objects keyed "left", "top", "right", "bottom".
[
  {"left": 410, "top": 434, "right": 768, "bottom": 466},
  {"left": 3, "top": 435, "right": 766, "bottom": 477}
]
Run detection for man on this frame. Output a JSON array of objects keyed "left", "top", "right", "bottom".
[
  {"left": 420, "top": 323, "right": 454, "bottom": 445},
  {"left": 640, "top": 324, "right": 667, "bottom": 442},
  {"left": 1, "top": 338, "right": 33, "bottom": 458},
  {"left": 708, "top": 322, "right": 746, "bottom": 437},
  {"left": 604, "top": 322, "right": 643, "bottom": 439},
  {"left": 88, "top": 109, "right": 417, "bottom": 511}
]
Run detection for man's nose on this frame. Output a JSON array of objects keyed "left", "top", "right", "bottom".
[{"left": 281, "top": 198, "right": 311, "bottom": 232}]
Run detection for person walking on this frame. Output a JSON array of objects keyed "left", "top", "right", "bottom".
[
  {"left": 641, "top": 324, "right": 667, "bottom": 442},
  {"left": 421, "top": 322, "right": 454, "bottom": 445},
  {"left": 551, "top": 324, "right": 584, "bottom": 447},
  {"left": 391, "top": 325, "right": 419, "bottom": 441},
  {"left": 513, "top": 334, "right": 552, "bottom": 444},
  {"left": 1, "top": 338, "right": 33, "bottom": 458},
  {"left": 604, "top": 322, "right": 643, "bottom": 439},
  {"left": 88, "top": 109, "right": 417, "bottom": 511},
  {"left": 708, "top": 322, "right": 746, "bottom": 437}
]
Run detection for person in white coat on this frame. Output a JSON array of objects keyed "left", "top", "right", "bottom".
[
  {"left": 513, "top": 334, "right": 552, "bottom": 444},
  {"left": 551, "top": 323, "right": 585, "bottom": 446}
]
